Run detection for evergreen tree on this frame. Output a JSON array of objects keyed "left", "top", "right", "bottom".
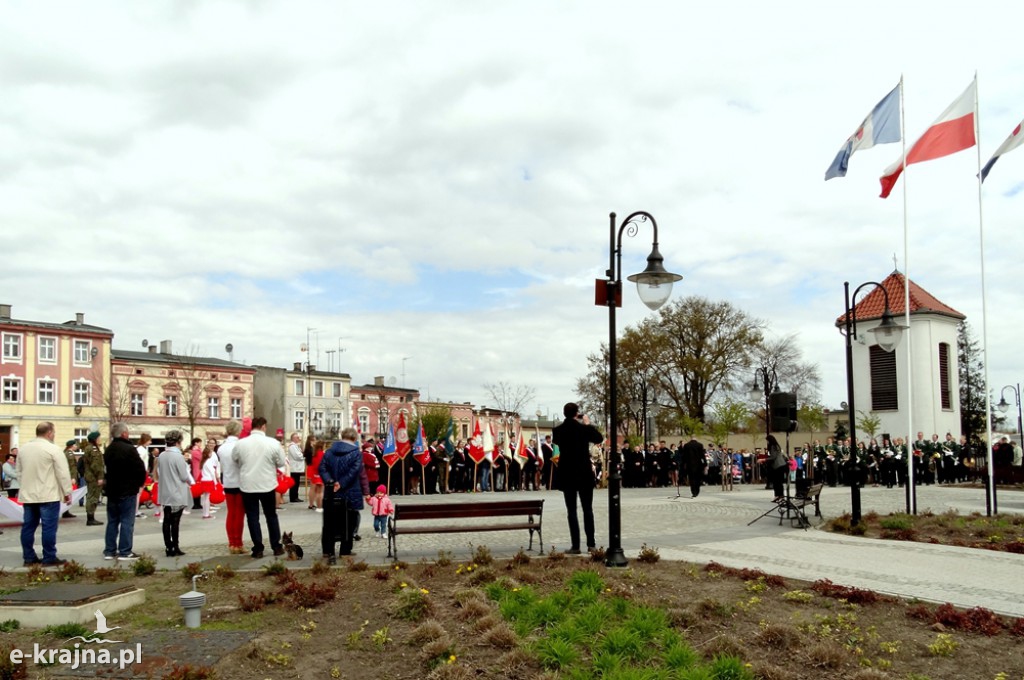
[{"left": 958, "top": 321, "right": 989, "bottom": 447}]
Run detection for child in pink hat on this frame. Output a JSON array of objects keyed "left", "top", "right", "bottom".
[{"left": 368, "top": 484, "right": 394, "bottom": 538}]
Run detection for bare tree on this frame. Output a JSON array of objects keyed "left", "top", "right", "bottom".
[
  {"left": 482, "top": 381, "right": 537, "bottom": 417},
  {"left": 169, "top": 346, "right": 215, "bottom": 441}
]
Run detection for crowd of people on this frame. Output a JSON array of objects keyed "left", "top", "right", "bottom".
[{"left": 7, "top": 416, "right": 1023, "bottom": 567}]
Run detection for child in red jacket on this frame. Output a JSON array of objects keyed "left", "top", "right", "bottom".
[{"left": 368, "top": 484, "right": 394, "bottom": 538}]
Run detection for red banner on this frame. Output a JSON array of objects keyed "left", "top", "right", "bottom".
[{"left": 467, "top": 418, "right": 485, "bottom": 464}]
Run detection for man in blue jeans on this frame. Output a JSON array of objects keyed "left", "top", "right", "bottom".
[
  {"left": 17, "top": 422, "right": 73, "bottom": 566},
  {"left": 102, "top": 423, "right": 147, "bottom": 561}
]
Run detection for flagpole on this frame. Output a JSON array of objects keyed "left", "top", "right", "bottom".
[
  {"left": 898, "top": 73, "right": 916, "bottom": 513},
  {"left": 973, "top": 73, "right": 997, "bottom": 515}
]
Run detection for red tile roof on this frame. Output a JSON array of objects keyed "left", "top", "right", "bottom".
[{"left": 835, "top": 270, "right": 965, "bottom": 327}]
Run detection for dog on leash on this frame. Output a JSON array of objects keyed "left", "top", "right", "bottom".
[{"left": 282, "top": 532, "right": 304, "bottom": 560}]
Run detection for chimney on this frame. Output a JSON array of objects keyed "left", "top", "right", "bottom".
[
  {"left": 374, "top": 376, "right": 384, "bottom": 386},
  {"left": 148, "top": 346, "right": 158, "bottom": 354},
  {"left": 159, "top": 340, "right": 173, "bottom": 354},
  {"left": 75, "top": 312, "right": 84, "bottom": 325},
  {"left": 0, "top": 304, "right": 10, "bottom": 319},
  {"left": 294, "top": 362, "right": 302, "bottom": 372}
]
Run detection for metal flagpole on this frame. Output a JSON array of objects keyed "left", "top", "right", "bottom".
[
  {"left": 899, "top": 74, "right": 916, "bottom": 513},
  {"left": 973, "top": 73, "right": 997, "bottom": 515}
]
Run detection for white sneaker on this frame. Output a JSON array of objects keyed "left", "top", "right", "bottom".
[
  {"left": 315, "top": 508, "right": 323, "bottom": 513},
  {"left": 135, "top": 512, "right": 145, "bottom": 518}
]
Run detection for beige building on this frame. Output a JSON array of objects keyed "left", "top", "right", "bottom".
[
  {"left": 253, "top": 363, "right": 352, "bottom": 440},
  {"left": 1, "top": 304, "right": 113, "bottom": 450},
  {"left": 111, "top": 341, "right": 255, "bottom": 443}
]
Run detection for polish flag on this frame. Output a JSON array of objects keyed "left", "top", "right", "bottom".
[
  {"left": 483, "top": 420, "right": 495, "bottom": 463},
  {"left": 880, "top": 79, "right": 976, "bottom": 198}
]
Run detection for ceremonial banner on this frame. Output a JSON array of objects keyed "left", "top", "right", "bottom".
[
  {"left": 396, "top": 413, "right": 411, "bottom": 459},
  {"left": 514, "top": 429, "right": 529, "bottom": 466},
  {"left": 445, "top": 418, "right": 456, "bottom": 457},
  {"left": 981, "top": 118, "right": 1024, "bottom": 182},
  {"left": 482, "top": 419, "right": 495, "bottom": 463},
  {"left": 381, "top": 422, "right": 400, "bottom": 468},
  {"left": 413, "top": 423, "right": 431, "bottom": 467},
  {"left": 468, "top": 418, "right": 485, "bottom": 464}
]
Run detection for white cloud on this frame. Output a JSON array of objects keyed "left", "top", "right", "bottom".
[{"left": 2, "top": 1, "right": 1023, "bottom": 425}]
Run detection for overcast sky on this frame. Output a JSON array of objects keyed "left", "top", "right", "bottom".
[{"left": 2, "top": 1, "right": 1023, "bottom": 423}]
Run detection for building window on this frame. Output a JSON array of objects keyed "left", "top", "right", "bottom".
[
  {"left": 295, "top": 379, "right": 305, "bottom": 396},
  {"left": 869, "top": 345, "right": 898, "bottom": 411},
  {"left": 2, "top": 333, "right": 22, "bottom": 362},
  {"left": 165, "top": 394, "right": 179, "bottom": 417},
  {"left": 130, "top": 393, "right": 144, "bottom": 416},
  {"left": 358, "top": 409, "right": 370, "bottom": 434},
  {"left": 462, "top": 423, "right": 468, "bottom": 439},
  {"left": 74, "top": 340, "right": 91, "bottom": 365},
  {"left": 207, "top": 397, "right": 220, "bottom": 419},
  {"left": 294, "top": 410, "right": 305, "bottom": 432},
  {"left": 329, "top": 411, "right": 342, "bottom": 432},
  {"left": 332, "top": 382, "right": 342, "bottom": 398},
  {"left": 72, "top": 381, "right": 91, "bottom": 406},
  {"left": 38, "top": 337, "right": 57, "bottom": 363},
  {"left": 377, "top": 408, "right": 389, "bottom": 435},
  {"left": 38, "top": 379, "right": 56, "bottom": 404},
  {"left": 74, "top": 428, "right": 88, "bottom": 442},
  {"left": 938, "top": 342, "right": 952, "bottom": 410},
  {"left": 311, "top": 410, "right": 324, "bottom": 433},
  {"left": 2, "top": 378, "right": 22, "bottom": 403},
  {"left": 314, "top": 380, "right": 324, "bottom": 397},
  {"left": 230, "top": 397, "right": 242, "bottom": 419}
]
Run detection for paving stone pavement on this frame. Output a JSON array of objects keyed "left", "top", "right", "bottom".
[{"left": 3, "top": 483, "right": 1022, "bottom": 616}]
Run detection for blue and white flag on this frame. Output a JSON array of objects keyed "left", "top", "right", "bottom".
[
  {"left": 981, "top": 119, "right": 1024, "bottom": 182},
  {"left": 825, "top": 83, "right": 902, "bottom": 180}
]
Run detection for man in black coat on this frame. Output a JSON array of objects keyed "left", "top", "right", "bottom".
[
  {"left": 682, "top": 436, "right": 706, "bottom": 498},
  {"left": 102, "top": 423, "right": 147, "bottom": 561},
  {"left": 551, "top": 402, "right": 603, "bottom": 554}
]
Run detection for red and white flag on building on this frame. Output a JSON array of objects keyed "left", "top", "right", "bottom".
[{"left": 880, "top": 78, "right": 977, "bottom": 198}]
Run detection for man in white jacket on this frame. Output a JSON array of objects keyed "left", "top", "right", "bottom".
[
  {"left": 232, "top": 416, "right": 286, "bottom": 558},
  {"left": 17, "top": 422, "right": 73, "bottom": 566}
]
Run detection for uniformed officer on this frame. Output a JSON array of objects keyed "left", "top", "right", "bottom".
[
  {"left": 82, "top": 431, "right": 106, "bottom": 526},
  {"left": 61, "top": 440, "right": 79, "bottom": 519}
]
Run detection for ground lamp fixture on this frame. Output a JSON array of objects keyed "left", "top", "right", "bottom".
[
  {"left": 600, "top": 211, "right": 682, "bottom": 567},
  {"left": 842, "top": 281, "right": 907, "bottom": 526}
]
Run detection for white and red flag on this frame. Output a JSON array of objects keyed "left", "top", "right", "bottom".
[
  {"left": 483, "top": 419, "right": 495, "bottom": 463},
  {"left": 514, "top": 429, "right": 529, "bottom": 466},
  {"left": 468, "top": 418, "right": 485, "bottom": 464},
  {"left": 880, "top": 79, "right": 977, "bottom": 198}
]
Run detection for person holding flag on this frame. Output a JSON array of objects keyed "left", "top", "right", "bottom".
[
  {"left": 411, "top": 423, "right": 430, "bottom": 494},
  {"left": 436, "top": 419, "right": 455, "bottom": 494}
]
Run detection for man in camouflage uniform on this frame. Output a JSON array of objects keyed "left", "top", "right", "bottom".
[
  {"left": 82, "top": 431, "right": 105, "bottom": 526},
  {"left": 61, "top": 440, "right": 79, "bottom": 519}
]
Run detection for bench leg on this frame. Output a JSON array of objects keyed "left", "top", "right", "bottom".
[{"left": 387, "top": 519, "right": 395, "bottom": 560}]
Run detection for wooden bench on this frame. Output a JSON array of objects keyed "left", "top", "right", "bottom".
[
  {"left": 387, "top": 499, "right": 544, "bottom": 560},
  {"left": 784, "top": 483, "right": 824, "bottom": 529}
]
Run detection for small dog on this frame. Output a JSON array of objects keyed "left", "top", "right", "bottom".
[{"left": 282, "top": 532, "right": 304, "bottom": 560}]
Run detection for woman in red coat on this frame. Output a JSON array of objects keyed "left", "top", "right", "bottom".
[{"left": 306, "top": 442, "right": 325, "bottom": 511}]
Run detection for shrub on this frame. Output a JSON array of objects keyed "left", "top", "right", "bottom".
[
  {"left": 409, "top": 620, "right": 447, "bottom": 645},
  {"left": 879, "top": 514, "right": 914, "bottom": 531},
  {"left": 436, "top": 550, "right": 454, "bottom": 567},
  {"left": 262, "top": 562, "right": 287, "bottom": 577},
  {"left": 0, "top": 619, "right": 20, "bottom": 633},
  {"left": 213, "top": 564, "right": 235, "bottom": 579},
  {"left": 708, "top": 654, "right": 755, "bottom": 680},
  {"left": 181, "top": 562, "right": 203, "bottom": 581},
  {"left": 43, "top": 622, "right": 89, "bottom": 639},
  {"left": 483, "top": 622, "right": 518, "bottom": 648},
  {"left": 927, "top": 632, "right": 958, "bottom": 657},
  {"left": 238, "top": 593, "right": 266, "bottom": 613},
  {"left": 93, "top": 566, "right": 121, "bottom": 582},
  {"left": 346, "top": 558, "right": 368, "bottom": 572},
  {"left": 471, "top": 544, "right": 494, "bottom": 566},
  {"left": 394, "top": 587, "right": 433, "bottom": 622},
  {"left": 0, "top": 642, "right": 28, "bottom": 680},
  {"left": 291, "top": 581, "right": 337, "bottom": 609},
  {"left": 509, "top": 548, "right": 531, "bottom": 567},
  {"left": 635, "top": 544, "right": 660, "bottom": 564},
  {"left": 420, "top": 635, "right": 457, "bottom": 670},
  {"left": 132, "top": 553, "right": 157, "bottom": 577},
  {"left": 57, "top": 560, "right": 87, "bottom": 582},
  {"left": 811, "top": 579, "right": 888, "bottom": 605}
]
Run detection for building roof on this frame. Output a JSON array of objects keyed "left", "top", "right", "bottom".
[
  {"left": 252, "top": 364, "right": 352, "bottom": 379},
  {"left": 835, "top": 270, "right": 966, "bottom": 327},
  {"left": 112, "top": 348, "right": 254, "bottom": 371},
  {"left": 0, "top": 316, "right": 113, "bottom": 336}
]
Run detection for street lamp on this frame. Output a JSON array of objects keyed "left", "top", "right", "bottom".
[
  {"left": 842, "top": 281, "right": 907, "bottom": 526},
  {"left": 602, "top": 211, "right": 682, "bottom": 567},
  {"left": 997, "top": 384, "right": 1023, "bottom": 450},
  {"left": 748, "top": 368, "right": 779, "bottom": 437}
]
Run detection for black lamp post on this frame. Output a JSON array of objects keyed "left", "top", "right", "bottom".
[
  {"left": 997, "top": 385, "right": 1023, "bottom": 451},
  {"left": 748, "top": 368, "right": 779, "bottom": 437},
  {"left": 603, "top": 211, "right": 681, "bottom": 568},
  {"left": 842, "top": 281, "right": 907, "bottom": 526}
]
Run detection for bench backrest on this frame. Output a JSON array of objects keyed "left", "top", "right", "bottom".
[
  {"left": 394, "top": 500, "right": 544, "bottom": 521},
  {"left": 801, "top": 483, "right": 823, "bottom": 498}
]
